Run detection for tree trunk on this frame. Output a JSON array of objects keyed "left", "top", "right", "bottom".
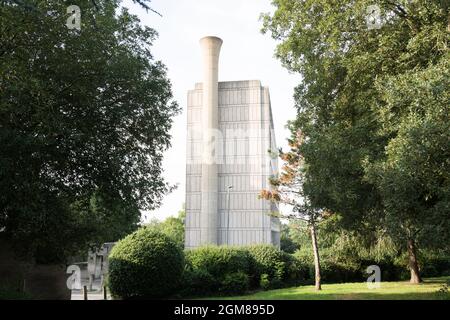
[
  {"left": 407, "top": 239, "right": 422, "bottom": 284},
  {"left": 310, "top": 223, "right": 322, "bottom": 291}
]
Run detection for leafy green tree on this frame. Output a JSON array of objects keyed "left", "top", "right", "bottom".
[
  {"left": 0, "top": 0, "right": 179, "bottom": 262},
  {"left": 365, "top": 59, "right": 450, "bottom": 283},
  {"left": 262, "top": 0, "right": 449, "bottom": 283},
  {"left": 146, "top": 207, "right": 185, "bottom": 249}
]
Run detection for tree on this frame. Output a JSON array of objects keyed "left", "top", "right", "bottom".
[
  {"left": 146, "top": 207, "right": 185, "bottom": 249},
  {"left": 262, "top": 0, "right": 449, "bottom": 283},
  {"left": 261, "top": 131, "right": 326, "bottom": 290},
  {"left": 365, "top": 59, "right": 450, "bottom": 283},
  {"left": 0, "top": 0, "right": 179, "bottom": 262}
]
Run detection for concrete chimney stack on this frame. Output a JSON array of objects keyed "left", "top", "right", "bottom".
[{"left": 199, "top": 36, "right": 222, "bottom": 245}]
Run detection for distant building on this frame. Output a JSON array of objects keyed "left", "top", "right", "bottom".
[
  {"left": 184, "top": 37, "right": 280, "bottom": 249},
  {"left": 87, "top": 242, "right": 115, "bottom": 289}
]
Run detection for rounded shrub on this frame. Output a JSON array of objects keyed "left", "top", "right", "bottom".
[{"left": 108, "top": 228, "right": 184, "bottom": 299}]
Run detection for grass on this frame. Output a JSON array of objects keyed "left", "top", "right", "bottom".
[
  {"left": 0, "top": 286, "right": 33, "bottom": 300},
  {"left": 205, "top": 277, "right": 450, "bottom": 300}
]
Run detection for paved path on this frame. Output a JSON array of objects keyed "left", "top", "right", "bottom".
[
  {"left": 70, "top": 266, "right": 111, "bottom": 300},
  {"left": 71, "top": 289, "right": 111, "bottom": 300}
]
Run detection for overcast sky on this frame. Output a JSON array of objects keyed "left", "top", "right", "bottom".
[{"left": 123, "top": 0, "right": 300, "bottom": 222}]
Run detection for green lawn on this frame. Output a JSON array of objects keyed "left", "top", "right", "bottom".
[{"left": 207, "top": 277, "right": 450, "bottom": 300}]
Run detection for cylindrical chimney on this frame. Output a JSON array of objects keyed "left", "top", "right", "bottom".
[{"left": 199, "top": 36, "right": 222, "bottom": 245}]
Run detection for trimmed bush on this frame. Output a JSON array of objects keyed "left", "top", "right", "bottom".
[
  {"left": 181, "top": 245, "right": 307, "bottom": 297},
  {"left": 179, "top": 268, "right": 217, "bottom": 297},
  {"left": 281, "top": 252, "right": 306, "bottom": 286},
  {"left": 185, "top": 246, "right": 251, "bottom": 279},
  {"left": 108, "top": 228, "right": 184, "bottom": 299},
  {"left": 220, "top": 272, "right": 250, "bottom": 295},
  {"left": 246, "top": 245, "right": 286, "bottom": 287}
]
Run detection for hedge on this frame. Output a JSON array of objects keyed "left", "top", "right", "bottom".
[
  {"left": 185, "top": 246, "right": 251, "bottom": 279},
  {"left": 220, "top": 272, "right": 250, "bottom": 294},
  {"left": 181, "top": 245, "right": 304, "bottom": 297},
  {"left": 178, "top": 268, "right": 217, "bottom": 297},
  {"left": 246, "top": 245, "right": 285, "bottom": 282}
]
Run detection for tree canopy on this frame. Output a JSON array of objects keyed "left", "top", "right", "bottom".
[
  {"left": 146, "top": 207, "right": 185, "bottom": 249},
  {"left": 0, "top": 0, "right": 179, "bottom": 262},
  {"left": 262, "top": 0, "right": 449, "bottom": 282}
]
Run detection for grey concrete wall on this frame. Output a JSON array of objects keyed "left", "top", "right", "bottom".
[{"left": 185, "top": 80, "right": 280, "bottom": 249}]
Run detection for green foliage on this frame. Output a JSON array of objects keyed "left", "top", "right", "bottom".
[
  {"left": 364, "top": 59, "right": 450, "bottom": 247},
  {"left": 246, "top": 245, "right": 286, "bottom": 285},
  {"left": 281, "top": 250, "right": 307, "bottom": 286},
  {"left": 419, "top": 254, "right": 450, "bottom": 278},
  {"left": 259, "top": 274, "right": 271, "bottom": 291},
  {"left": 108, "top": 228, "right": 184, "bottom": 299},
  {"left": 220, "top": 272, "right": 250, "bottom": 295},
  {"left": 262, "top": 0, "right": 450, "bottom": 279},
  {"left": 181, "top": 245, "right": 305, "bottom": 296},
  {"left": 183, "top": 246, "right": 250, "bottom": 297},
  {"left": 0, "top": 286, "right": 32, "bottom": 300},
  {"left": 294, "top": 248, "right": 401, "bottom": 284},
  {"left": 0, "top": 0, "right": 179, "bottom": 262},
  {"left": 146, "top": 208, "right": 185, "bottom": 249},
  {"left": 178, "top": 268, "right": 217, "bottom": 298},
  {"left": 280, "top": 224, "right": 300, "bottom": 253},
  {"left": 287, "top": 216, "right": 410, "bottom": 283},
  {"left": 185, "top": 246, "right": 251, "bottom": 280}
]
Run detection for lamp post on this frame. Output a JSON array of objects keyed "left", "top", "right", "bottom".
[{"left": 226, "top": 185, "right": 233, "bottom": 245}]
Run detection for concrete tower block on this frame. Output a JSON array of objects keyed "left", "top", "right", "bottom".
[{"left": 199, "top": 36, "right": 223, "bottom": 245}]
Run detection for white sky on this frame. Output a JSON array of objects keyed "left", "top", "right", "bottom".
[{"left": 123, "top": 0, "right": 300, "bottom": 222}]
